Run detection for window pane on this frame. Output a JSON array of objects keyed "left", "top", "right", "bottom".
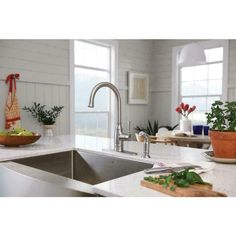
[
  {"left": 194, "top": 65, "right": 207, "bottom": 81},
  {"left": 181, "top": 82, "right": 194, "bottom": 96},
  {"left": 74, "top": 41, "right": 110, "bottom": 70},
  {"left": 181, "top": 81, "right": 207, "bottom": 96},
  {"left": 193, "top": 81, "right": 207, "bottom": 95},
  {"left": 182, "top": 97, "right": 193, "bottom": 106},
  {"left": 75, "top": 68, "right": 109, "bottom": 112},
  {"left": 192, "top": 97, "right": 206, "bottom": 111},
  {"left": 75, "top": 112, "right": 108, "bottom": 137},
  {"left": 181, "top": 67, "right": 194, "bottom": 82},
  {"left": 205, "top": 47, "right": 223, "bottom": 62},
  {"left": 182, "top": 97, "right": 206, "bottom": 111},
  {"left": 190, "top": 111, "right": 207, "bottom": 124},
  {"left": 207, "top": 96, "right": 220, "bottom": 110},
  {"left": 208, "top": 63, "right": 223, "bottom": 79},
  {"left": 208, "top": 79, "right": 222, "bottom": 95},
  {"left": 179, "top": 46, "right": 225, "bottom": 123}
]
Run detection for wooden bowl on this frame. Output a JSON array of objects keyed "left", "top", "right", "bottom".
[{"left": 0, "top": 133, "right": 41, "bottom": 147}]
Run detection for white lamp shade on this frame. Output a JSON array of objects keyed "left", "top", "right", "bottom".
[{"left": 178, "top": 43, "right": 206, "bottom": 66}]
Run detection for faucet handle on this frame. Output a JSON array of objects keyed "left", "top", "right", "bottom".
[{"left": 139, "top": 131, "right": 149, "bottom": 139}]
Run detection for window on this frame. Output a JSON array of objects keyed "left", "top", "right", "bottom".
[
  {"left": 71, "top": 40, "right": 116, "bottom": 137},
  {"left": 172, "top": 40, "right": 228, "bottom": 125}
]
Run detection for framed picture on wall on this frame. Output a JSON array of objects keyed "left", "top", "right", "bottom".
[{"left": 128, "top": 72, "right": 149, "bottom": 104}]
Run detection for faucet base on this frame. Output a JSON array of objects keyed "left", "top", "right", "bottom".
[
  {"left": 102, "top": 149, "right": 137, "bottom": 155},
  {"left": 141, "top": 154, "right": 151, "bottom": 159},
  {"left": 121, "top": 150, "right": 138, "bottom": 155}
]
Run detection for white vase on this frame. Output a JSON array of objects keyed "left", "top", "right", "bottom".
[
  {"left": 180, "top": 119, "right": 191, "bottom": 133},
  {"left": 43, "top": 125, "right": 55, "bottom": 137}
]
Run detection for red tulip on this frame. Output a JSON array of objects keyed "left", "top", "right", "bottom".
[
  {"left": 180, "top": 102, "right": 185, "bottom": 109},
  {"left": 176, "top": 107, "right": 181, "bottom": 113},
  {"left": 192, "top": 105, "right": 196, "bottom": 111},
  {"left": 184, "top": 104, "right": 189, "bottom": 111},
  {"left": 188, "top": 108, "right": 193, "bottom": 113}
]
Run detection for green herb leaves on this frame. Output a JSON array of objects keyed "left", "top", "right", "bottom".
[
  {"left": 206, "top": 100, "right": 236, "bottom": 131},
  {"left": 144, "top": 168, "right": 208, "bottom": 191},
  {"left": 23, "top": 102, "right": 64, "bottom": 125}
]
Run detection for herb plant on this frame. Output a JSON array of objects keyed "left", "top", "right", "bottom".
[
  {"left": 205, "top": 100, "right": 236, "bottom": 131},
  {"left": 23, "top": 102, "right": 64, "bottom": 125},
  {"left": 144, "top": 168, "right": 210, "bottom": 191},
  {"left": 134, "top": 120, "right": 159, "bottom": 135},
  {"left": 159, "top": 124, "right": 179, "bottom": 131},
  {"left": 134, "top": 120, "right": 179, "bottom": 136}
]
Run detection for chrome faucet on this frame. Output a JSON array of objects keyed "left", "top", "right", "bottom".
[
  {"left": 88, "top": 82, "right": 135, "bottom": 153},
  {"left": 139, "top": 131, "right": 151, "bottom": 158}
]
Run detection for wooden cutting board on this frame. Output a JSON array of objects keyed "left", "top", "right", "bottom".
[{"left": 141, "top": 179, "right": 227, "bottom": 197}]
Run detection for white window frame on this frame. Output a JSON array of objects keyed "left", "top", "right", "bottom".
[
  {"left": 171, "top": 40, "right": 229, "bottom": 125},
  {"left": 69, "top": 39, "right": 118, "bottom": 137}
]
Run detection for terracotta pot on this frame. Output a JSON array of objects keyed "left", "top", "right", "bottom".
[{"left": 209, "top": 130, "right": 236, "bottom": 158}]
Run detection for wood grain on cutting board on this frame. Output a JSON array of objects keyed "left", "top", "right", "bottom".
[{"left": 141, "top": 180, "right": 227, "bottom": 197}]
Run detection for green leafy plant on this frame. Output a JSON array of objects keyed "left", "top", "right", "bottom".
[
  {"left": 134, "top": 120, "right": 178, "bottom": 135},
  {"left": 134, "top": 120, "right": 159, "bottom": 135},
  {"left": 23, "top": 102, "right": 64, "bottom": 125},
  {"left": 159, "top": 124, "right": 179, "bottom": 131},
  {"left": 144, "top": 168, "right": 210, "bottom": 191},
  {"left": 205, "top": 100, "right": 236, "bottom": 131}
]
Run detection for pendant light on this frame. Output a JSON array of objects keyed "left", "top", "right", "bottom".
[{"left": 178, "top": 42, "right": 206, "bottom": 66}]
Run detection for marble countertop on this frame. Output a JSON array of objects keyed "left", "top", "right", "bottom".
[
  {"left": 0, "top": 134, "right": 206, "bottom": 163},
  {"left": 93, "top": 162, "right": 236, "bottom": 197},
  {"left": 0, "top": 135, "right": 235, "bottom": 197}
]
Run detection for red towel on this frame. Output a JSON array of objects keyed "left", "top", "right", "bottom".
[{"left": 5, "top": 74, "right": 21, "bottom": 129}]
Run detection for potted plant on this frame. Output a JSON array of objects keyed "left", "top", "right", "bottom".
[
  {"left": 206, "top": 100, "right": 236, "bottom": 158},
  {"left": 134, "top": 120, "right": 178, "bottom": 142},
  {"left": 175, "top": 102, "right": 196, "bottom": 132},
  {"left": 134, "top": 120, "right": 159, "bottom": 142},
  {"left": 23, "top": 102, "right": 64, "bottom": 136}
]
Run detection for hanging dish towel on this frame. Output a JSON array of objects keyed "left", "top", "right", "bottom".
[{"left": 5, "top": 73, "right": 21, "bottom": 129}]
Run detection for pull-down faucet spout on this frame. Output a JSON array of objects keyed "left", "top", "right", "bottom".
[{"left": 88, "top": 82, "right": 132, "bottom": 153}]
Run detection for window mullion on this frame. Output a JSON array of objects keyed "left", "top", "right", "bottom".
[{"left": 74, "top": 64, "right": 110, "bottom": 73}]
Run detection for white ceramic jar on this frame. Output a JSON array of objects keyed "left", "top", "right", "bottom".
[
  {"left": 43, "top": 125, "right": 55, "bottom": 137},
  {"left": 180, "top": 118, "right": 192, "bottom": 133}
]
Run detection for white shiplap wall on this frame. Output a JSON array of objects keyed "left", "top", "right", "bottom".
[
  {"left": 0, "top": 40, "right": 70, "bottom": 135},
  {"left": 150, "top": 39, "right": 236, "bottom": 126},
  {"left": 3, "top": 39, "right": 232, "bottom": 136},
  {"left": 117, "top": 40, "right": 153, "bottom": 132}
]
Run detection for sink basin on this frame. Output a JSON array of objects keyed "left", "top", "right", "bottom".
[
  {"left": 14, "top": 151, "right": 153, "bottom": 186},
  {"left": 0, "top": 162, "right": 89, "bottom": 197}
]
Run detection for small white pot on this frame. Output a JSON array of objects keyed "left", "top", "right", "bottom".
[
  {"left": 180, "top": 119, "right": 192, "bottom": 133},
  {"left": 43, "top": 125, "right": 55, "bottom": 137}
]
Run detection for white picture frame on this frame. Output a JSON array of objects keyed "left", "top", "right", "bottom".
[{"left": 128, "top": 72, "right": 149, "bottom": 104}]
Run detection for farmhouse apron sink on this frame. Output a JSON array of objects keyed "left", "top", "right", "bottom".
[{"left": 11, "top": 151, "right": 152, "bottom": 196}]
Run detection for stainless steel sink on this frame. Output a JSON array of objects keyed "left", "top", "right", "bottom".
[
  {"left": 14, "top": 151, "right": 153, "bottom": 186},
  {"left": 0, "top": 162, "right": 90, "bottom": 197}
]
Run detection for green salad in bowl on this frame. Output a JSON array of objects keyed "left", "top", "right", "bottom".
[
  {"left": 0, "top": 128, "right": 34, "bottom": 136},
  {"left": 0, "top": 128, "right": 41, "bottom": 146}
]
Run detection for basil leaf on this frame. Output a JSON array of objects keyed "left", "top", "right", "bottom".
[
  {"left": 174, "top": 178, "right": 190, "bottom": 187},
  {"left": 186, "top": 171, "right": 204, "bottom": 184},
  {"left": 170, "top": 185, "right": 176, "bottom": 191}
]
